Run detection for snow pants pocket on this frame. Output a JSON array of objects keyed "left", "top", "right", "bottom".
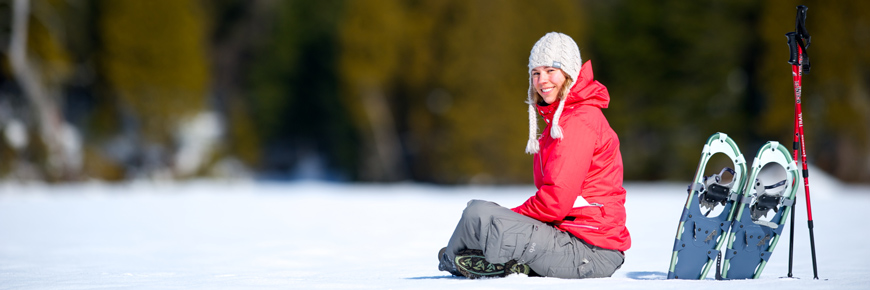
[{"left": 485, "top": 218, "right": 536, "bottom": 264}]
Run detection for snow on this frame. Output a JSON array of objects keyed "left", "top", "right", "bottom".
[
  {"left": 3, "top": 119, "right": 28, "bottom": 150},
  {"left": 1, "top": 177, "right": 868, "bottom": 289},
  {"left": 174, "top": 111, "right": 222, "bottom": 176}
]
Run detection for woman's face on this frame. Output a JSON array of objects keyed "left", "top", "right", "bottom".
[{"left": 531, "top": 66, "right": 566, "bottom": 105}]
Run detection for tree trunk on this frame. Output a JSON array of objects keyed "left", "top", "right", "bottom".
[{"left": 9, "top": 0, "right": 80, "bottom": 180}]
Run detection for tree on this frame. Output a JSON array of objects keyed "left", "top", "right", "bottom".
[
  {"left": 98, "top": 0, "right": 211, "bottom": 178},
  {"left": 7, "top": 0, "right": 82, "bottom": 180}
]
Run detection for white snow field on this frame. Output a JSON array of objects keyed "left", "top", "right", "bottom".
[{"left": 1, "top": 173, "right": 868, "bottom": 289}]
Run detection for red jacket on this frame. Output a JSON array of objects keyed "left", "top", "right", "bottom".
[{"left": 512, "top": 61, "right": 631, "bottom": 251}]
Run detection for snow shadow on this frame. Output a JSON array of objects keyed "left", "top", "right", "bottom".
[
  {"left": 626, "top": 271, "right": 668, "bottom": 280},
  {"left": 409, "top": 272, "right": 670, "bottom": 280},
  {"left": 405, "top": 275, "right": 466, "bottom": 280}
]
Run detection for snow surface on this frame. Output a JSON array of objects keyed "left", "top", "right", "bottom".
[{"left": 1, "top": 175, "right": 868, "bottom": 289}]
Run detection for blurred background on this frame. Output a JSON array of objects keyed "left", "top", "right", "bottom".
[{"left": 0, "top": 0, "right": 867, "bottom": 184}]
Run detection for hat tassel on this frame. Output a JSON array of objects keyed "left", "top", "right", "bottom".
[
  {"left": 525, "top": 101, "right": 540, "bottom": 154},
  {"left": 550, "top": 97, "right": 567, "bottom": 139}
]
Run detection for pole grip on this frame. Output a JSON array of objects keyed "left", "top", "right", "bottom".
[{"left": 786, "top": 32, "right": 799, "bottom": 65}]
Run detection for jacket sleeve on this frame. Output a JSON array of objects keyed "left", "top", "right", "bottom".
[{"left": 512, "top": 118, "right": 596, "bottom": 223}]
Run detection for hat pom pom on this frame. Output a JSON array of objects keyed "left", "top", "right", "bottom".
[{"left": 525, "top": 139, "right": 540, "bottom": 154}]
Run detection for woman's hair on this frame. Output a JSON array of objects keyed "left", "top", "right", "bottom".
[{"left": 530, "top": 70, "right": 573, "bottom": 105}]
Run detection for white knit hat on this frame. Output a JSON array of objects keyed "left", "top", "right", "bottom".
[{"left": 525, "top": 32, "right": 582, "bottom": 154}]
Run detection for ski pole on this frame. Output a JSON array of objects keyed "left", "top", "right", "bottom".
[{"left": 785, "top": 5, "right": 819, "bottom": 280}]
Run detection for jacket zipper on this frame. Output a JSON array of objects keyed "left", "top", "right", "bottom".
[
  {"left": 560, "top": 203, "right": 604, "bottom": 230},
  {"left": 560, "top": 223, "right": 600, "bottom": 230}
]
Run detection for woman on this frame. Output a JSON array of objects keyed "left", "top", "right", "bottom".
[{"left": 438, "top": 32, "right": 630, "bottom": 279}]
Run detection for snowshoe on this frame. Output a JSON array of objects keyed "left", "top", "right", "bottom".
[
  {"left": 668, "top": 133, "right": 748, "bottom": 279},
  {"left": 453, "top": 249, "right": 531, "bottom": 279},
  {"left": 720, "top": 141, "right": 799, "bottom": 279}
]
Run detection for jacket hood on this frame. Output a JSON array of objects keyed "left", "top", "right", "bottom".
[{"left": 555, "top": 60, "right": 610, "bottom": 109}]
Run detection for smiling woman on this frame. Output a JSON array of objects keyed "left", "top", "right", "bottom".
[{"left": 437, "top": 32, "right": 630, "bottom": 280}]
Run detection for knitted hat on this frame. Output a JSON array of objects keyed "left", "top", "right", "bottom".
[{"left": 525, "top": 32, "right": 582, "bottom": 154}]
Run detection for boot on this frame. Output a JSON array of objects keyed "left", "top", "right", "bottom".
[
  {"left": 438, "top": 247, "right": 463, "bottom": 276},
  {"left": 453, "top": 249, "right": 532, "bottom": 279}
]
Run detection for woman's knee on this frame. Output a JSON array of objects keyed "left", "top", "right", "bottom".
[{"left": 461, "top": 199, "right": 498, "bottom": 220}]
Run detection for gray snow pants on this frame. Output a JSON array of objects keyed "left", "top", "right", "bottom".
[{"left": 445, "top": 200, "right": 624, "bottom": 279}]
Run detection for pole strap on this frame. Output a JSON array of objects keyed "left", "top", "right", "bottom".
[{"left": 795, "top": 5, "right": 811, "bottom": 72}]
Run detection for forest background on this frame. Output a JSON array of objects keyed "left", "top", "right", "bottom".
[{"left": 0, "top": 0, "right": 868, "bottom": 184}]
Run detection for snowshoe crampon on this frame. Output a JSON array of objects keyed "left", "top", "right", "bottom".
[
  {"left": 668, "top": 133, "right": 747, "bottom": 279},
  {"left": 720, "top": 141, "right": 799, "bottom": 279}
]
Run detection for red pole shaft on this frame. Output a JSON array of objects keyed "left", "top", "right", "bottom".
[
  {"left": 792, "top": 48, "right": 814, "bottom": 221},
  {"left": 793, "top": 45, "right": 820, "bottom": 279}
]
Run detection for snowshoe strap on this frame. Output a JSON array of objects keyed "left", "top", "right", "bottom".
[
  {"left": 781, "top": 197, "right": 795, "bottom": 207},
  {"left": 729, "top": 192, "right": 741, "bottom": 202},
  {"left": 754, "top": 179, "right": 787, "bottom": 196},
  {"left": 688, "top": 182, "right": 704, "bottom": 194},
  {"left": 713, "top": 167, "right": 736, "bottom": 187},
  {"left": 719, "top": 167, "right": 735, "bottom": 177},
  {"left": 765, "top": 180, "right": 787, "bottom": 190}
]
